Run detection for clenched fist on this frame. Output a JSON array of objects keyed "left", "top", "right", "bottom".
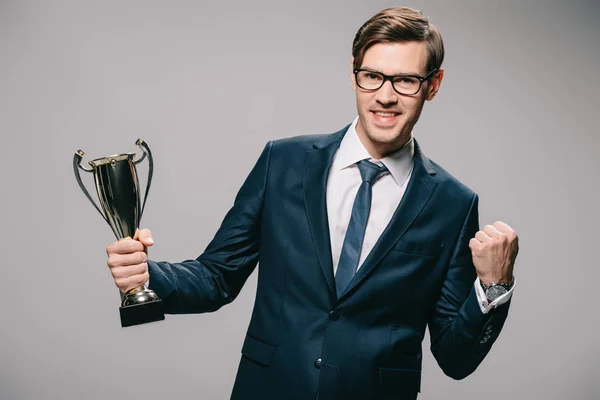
[
  {"left": 106, "top": 228, "right": 154, "bottom": 293},
  {"left": 469, "top": 221, "right": 519, "bottom": 285}
]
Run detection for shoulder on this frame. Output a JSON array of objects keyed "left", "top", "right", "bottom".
[
  {"left": 266, "top": 124, "right": 350, "bottom": 158},
  {"left": 416, "top": 142, "right": 477, "bottom": 205},
  {"left": 271, "top": 133, "right": 330, "bottom": 151},
  {"left": 432, "top": 160, "right": 475, "bottom": 197}
]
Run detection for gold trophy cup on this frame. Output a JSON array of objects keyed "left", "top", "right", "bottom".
[{"left": 73, "top": 139, "right": 164, "bottom": 327}]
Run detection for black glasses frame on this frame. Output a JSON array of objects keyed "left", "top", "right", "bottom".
[{"left": 353, "top": 68, "right": 439, "bottom": 95}]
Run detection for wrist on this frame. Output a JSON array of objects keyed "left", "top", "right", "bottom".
[
  {"left": 479, "top": 275, "right": 514, "bottom": 286},
  {"left": 479, "top": 277, "right": 514, "bottom": 303}
]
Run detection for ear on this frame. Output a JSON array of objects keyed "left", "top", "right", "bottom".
[
  {"left": 425, "top": 68, "right": 444, "bottom": 101},
  {"left": 350, "top": 58, "right": 357, "bottom": 92}
]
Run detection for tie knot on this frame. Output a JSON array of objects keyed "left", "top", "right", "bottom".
[{"left": 357, "top": 160, "right": 387, "bottom": 184}]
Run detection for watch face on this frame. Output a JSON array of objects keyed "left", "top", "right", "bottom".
[{"left": 486, "top": 285, "right": 508, "bottom": 301}]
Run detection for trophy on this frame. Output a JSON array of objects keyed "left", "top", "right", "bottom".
[{"left": 73, "top": 139, "right": 165, "bottom": 327}]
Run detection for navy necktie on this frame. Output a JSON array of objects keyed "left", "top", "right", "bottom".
[{"left": 335, "top": 160, "right": 388, "bottom": 297}]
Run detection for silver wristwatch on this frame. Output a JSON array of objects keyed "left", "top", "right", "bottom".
[{"left": 480, "top": 281, "right": 513, "bottom": 303}]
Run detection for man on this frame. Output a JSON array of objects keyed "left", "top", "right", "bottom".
[{"left": 106, "top": 6, "right": 518, "bottom": 400}]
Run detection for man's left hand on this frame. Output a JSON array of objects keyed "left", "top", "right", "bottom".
[{"left": 469, "top": 221, "right": 519, "bottom": 284}]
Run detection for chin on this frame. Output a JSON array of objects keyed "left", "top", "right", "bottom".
[{"left": 366, "top": 127, "right": 404, "bottom": 145}]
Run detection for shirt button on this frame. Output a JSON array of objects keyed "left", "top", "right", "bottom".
[
  {"left": 314, "top": 358, "right": 322, "bottom": 369},
  {"left": 329, "top": 310, "right": 341, "bottom": 321}
]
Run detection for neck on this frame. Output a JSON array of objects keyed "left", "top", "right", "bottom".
[{"left": 355, "top": 127, "right": 412, "bottom": 159}]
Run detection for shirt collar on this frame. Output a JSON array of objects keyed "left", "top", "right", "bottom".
[{"left": 335, "top": 116, "right": 415, "bottom": 187}]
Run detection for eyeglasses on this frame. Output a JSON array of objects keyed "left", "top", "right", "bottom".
[{"left": 353, "top": 68, "right": 438, "bottom": 95}]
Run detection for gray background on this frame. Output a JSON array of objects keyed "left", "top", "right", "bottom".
[{"left": 1, "top": 0, "right": 598, "bottom": 399}]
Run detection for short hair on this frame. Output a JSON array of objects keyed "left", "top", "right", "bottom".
[{"left": 352, "top": 7, "right": 444, "bottom": 73}]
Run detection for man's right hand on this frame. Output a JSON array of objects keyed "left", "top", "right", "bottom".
[{"left": 106, "top": 228, "right": 154, "bottom": 294}]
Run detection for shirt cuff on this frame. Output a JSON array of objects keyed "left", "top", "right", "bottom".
[{"left": 474, "top": 277, "right": 515, "bottom": 313}]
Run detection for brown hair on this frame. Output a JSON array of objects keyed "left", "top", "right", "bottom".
[{"left": 352, "top": 7, "right": 444, "bottom": 73}]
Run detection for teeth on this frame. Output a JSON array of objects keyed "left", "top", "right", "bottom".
[{"left": 374, "top": 112, "right": 397, "bottom": 117}]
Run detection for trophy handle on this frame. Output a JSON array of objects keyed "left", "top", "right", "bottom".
[
  {"left": 134, "top": 138, "right": 153, "bottom": 218},
  {"left": 73, "top": 150, "right": 108, "bottom": 222}
]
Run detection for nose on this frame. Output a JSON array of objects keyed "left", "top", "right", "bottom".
[{"left": 374, "top": 80, "right": 398, "bottom": 106}]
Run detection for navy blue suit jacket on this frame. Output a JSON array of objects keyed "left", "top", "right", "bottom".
[{"left": 148, "top": 125, "right": 511, "bottom": 399}]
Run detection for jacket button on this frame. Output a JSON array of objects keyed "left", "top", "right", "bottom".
[
  {"left": 314, "top": 358, "right": 322, "bottom": 369},
  {"left": 329, "top": 310, "right": 341, "bottom": 321}
]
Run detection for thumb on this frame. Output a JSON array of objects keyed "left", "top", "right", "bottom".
[
  {"left": 138, "top": 228, "right": 154, "bottom": 246},
  {"left": 136, "top": 228, "right": 154, "bottom": 247}
]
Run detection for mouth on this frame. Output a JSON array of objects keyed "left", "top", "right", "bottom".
[{"left": 370, "top": 110, "right": 401, "bottom": 126}]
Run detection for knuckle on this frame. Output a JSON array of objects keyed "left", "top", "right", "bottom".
[
  {"left": 129, "top": 240, "right": 138, "bottom": 252},
  {"left": 106, "top": 242, "right": 117, "bottom": 255},
  {"left": 107, "top": 257, "right": 118, "bottom": 269},
  {"left": 133, "top": 263, "right": 145, "bottom": 274}
]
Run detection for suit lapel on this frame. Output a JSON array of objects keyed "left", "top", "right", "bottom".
[
  {"left": 303, "top": 126, "right": 348, "bottom": 298},
  {"left": 337, "top": 139, "right": 439, "bottom": 301}
]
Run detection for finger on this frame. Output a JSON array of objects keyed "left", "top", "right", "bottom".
[
  {"left": 483, "top": 224, "right": 502, "bottom": 238},
  {"left": 107, "top": 251, "right": 147, "bottom": 269},
  {"left": 475, "top": 230, "right": 492, "bottom": 243},
  {"left": 469, "top": 238, "right": 482, "bottom": 250},
  {"left": 107, "top": 238, "right": 144, "bottom": 255},
  {"left": 493, "top": 221, "right": 516, "bottom": 236},
  {"left": 138, "top": 228, "right": 154, "bottom": 247},
  {"left": 115, "top": 271, "right": 150, "bottom": 293},
  {"left": 110, "top": 263, "right": 148, "bottom": 280}
]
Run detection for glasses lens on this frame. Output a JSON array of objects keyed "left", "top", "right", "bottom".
[
  {"left": 356, "top": 71, "right": 383, "bottom": 90},
  {"left": 393, "top": 76, "right": 420, "bottom": 94}
]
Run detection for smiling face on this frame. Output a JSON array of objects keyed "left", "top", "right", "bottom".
[{"left": 351, "top": 41, "right": 444, "bottom": 158}]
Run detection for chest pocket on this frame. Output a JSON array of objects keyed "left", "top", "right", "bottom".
[{"left": 392, "top": 239, "right": 443, "bottom": 257}]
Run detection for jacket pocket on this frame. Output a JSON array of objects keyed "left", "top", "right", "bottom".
[
  {"left": 241, "top": 334, "right": 275, "bottom": 367},
  {"left": 392, "top": 240, "right": 442, "bottom": 257},
  {"left": 378, "top": 367, "right": 421, "bottom": 393}
]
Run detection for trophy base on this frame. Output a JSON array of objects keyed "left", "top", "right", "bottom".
[{"left": 119, "top": 299, "right": 165, "bottom": 327}]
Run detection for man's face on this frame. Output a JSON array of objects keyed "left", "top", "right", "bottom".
[{"left": 351, "top": 41, "right": 444, "bottom": 158}]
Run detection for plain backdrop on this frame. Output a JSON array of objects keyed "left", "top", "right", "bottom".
[{"left": 0, "top": 0, "right": 598, "bottom": 399}]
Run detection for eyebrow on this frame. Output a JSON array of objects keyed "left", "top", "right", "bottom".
[{"left": 360, "top": 67, "right": 424, "bottom": 76}]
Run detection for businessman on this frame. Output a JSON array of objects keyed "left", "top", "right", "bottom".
[{"left": 106, "top": 6, "right": 519, "bottom": 399}]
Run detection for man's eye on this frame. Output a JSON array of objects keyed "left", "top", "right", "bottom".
[
  {"left": 365, "top": 73, "right": 382, "bottom": 81},
  {"left": 395, "top": 77, "right": 416, "bottom": 84}
]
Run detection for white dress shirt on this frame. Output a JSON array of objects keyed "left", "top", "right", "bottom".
[{"left": 325, "top": 117, "right": 513, "bottom": 313}]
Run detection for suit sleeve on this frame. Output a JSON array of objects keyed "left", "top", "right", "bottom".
[
  {"left": 428, "top": 193, "right": 511, "bottom": 380},
  {"left": 146, "top": 141, "right": 273, "bottom": 314}
]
